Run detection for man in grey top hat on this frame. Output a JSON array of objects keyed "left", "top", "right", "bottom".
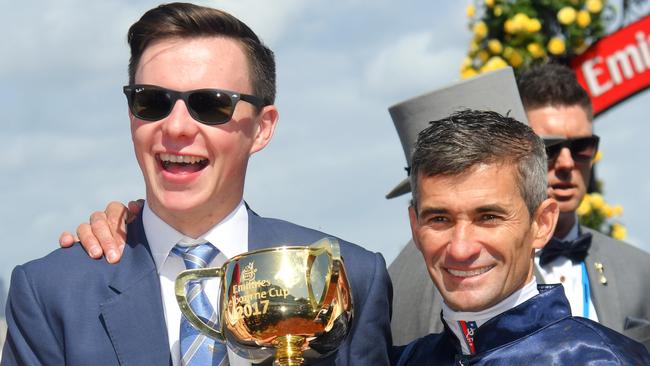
[{"left": 387, "top": 65, "right": 650, "bottom": 350}]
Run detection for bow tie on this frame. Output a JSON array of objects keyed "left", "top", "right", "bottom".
[{"left": 539, "top": 232, "right": 592, "bottom": 266}]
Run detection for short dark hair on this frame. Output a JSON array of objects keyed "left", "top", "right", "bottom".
[
  {"left": 517, "top": 63, "right": 592, "bottom": 120},
  {"left": 127, "top": 2, "right": 276, "bottom": 105},
  {"left": 410, "top": 109, "right": 547, "bottom": 217}
]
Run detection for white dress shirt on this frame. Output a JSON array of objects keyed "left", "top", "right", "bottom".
[
  {"left": 143, "top": 200, "right": 251, "bottom": 366},
  {"left": 534, "top": 219, "right": 598, "bottom": 322}
]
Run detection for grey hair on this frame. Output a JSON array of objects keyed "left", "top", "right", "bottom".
[{"left": 410, "top": 109, "right": 547, "bottom": 217}]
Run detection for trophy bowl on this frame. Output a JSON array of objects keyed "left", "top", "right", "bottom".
[{"left": 175, "top": 237, "right": 353, "bottom": 366}]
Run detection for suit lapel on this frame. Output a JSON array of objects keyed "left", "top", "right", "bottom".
[
  {"left": 247, "top": 208, "right": 285, "bottom": 251},
  {"left": 583, "top": 228, "right": 623, "bottom": 332},
  {"left": 247, "top": 208, "right": 266, "bottom": 251},
  {"left": 100, "top": 217, "right": 172, "bottom": 365}
]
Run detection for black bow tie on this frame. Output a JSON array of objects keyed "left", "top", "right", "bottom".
[{"left": 539, "top": 232, "right": 592, "bottom": 266}]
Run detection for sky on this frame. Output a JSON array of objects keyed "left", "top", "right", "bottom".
[{"left": 1, "top": 1, "right": 648, "bottom": 303}]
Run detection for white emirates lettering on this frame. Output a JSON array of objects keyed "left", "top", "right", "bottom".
[{"left": 581, "top": 31, "right": 650, "bottom": 96}]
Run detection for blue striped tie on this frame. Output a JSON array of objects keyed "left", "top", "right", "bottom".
[{"left": 172, "top": 242, "right": 229, "bottom": 366}]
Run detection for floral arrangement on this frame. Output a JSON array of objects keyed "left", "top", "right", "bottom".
[
  {"left": 462, "top": 0, "right": 607, "bottom": 78},
  {"left": 578, "top": 192, "right": 626, "bottom": 240},
  {"left": 462, "top": 0, "right": 627, "bottom": 239}
]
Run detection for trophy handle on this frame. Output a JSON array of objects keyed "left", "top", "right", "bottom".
[
  {"left": 306, "top": 238, "right": 341, "bottom": 310},
  {"left": 175, "top": 267, "right": 226, "bottom": 341}
]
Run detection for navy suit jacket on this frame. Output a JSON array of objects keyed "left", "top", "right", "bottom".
[
  {"left": 2, "top": 209, "right": 392, "bottom": 365},
  {"left": 393, "top": 284, "right": 650, "bottom": 366}
]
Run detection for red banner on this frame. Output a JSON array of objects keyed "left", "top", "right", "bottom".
[{"left": 571, "top": 15, "right": 650, "bottom": 116}]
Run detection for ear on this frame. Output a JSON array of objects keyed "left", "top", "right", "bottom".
[
  {"left": 408, "top": 205, "right": 423, "bottom": 251},
  {"left": 249, "top": 105, "right": 279, "bottom": 155},
  {"left": 530, "top": 198, "right": 559, "bottom": 250}
]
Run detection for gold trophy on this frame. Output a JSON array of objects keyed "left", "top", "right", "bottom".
[{"left": 175, "top": 237, "right": 353, "bottom": 366}]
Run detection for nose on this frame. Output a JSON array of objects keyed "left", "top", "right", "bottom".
[
  {"left": 161, "top": 100, "right": 200, "bottom": 139},
  {"left": 551, "top": 146, "right": 576, "bottom": 173},
  {"left": 446, "top": 222, "right": 482, "bottom": 262}
]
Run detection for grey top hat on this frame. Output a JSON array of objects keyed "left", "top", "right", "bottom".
[{"left": 386, "top": 67, "right": 528, "bottom": 199}]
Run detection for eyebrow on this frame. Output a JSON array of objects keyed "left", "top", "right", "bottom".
[
  {"left": 418, "top": 204, "right": 508, "bottom": 217},
  {"left": 417, "top": 207, "right": 448, "bottom": 218},
  {"left": 475, "top": 204, "right": 508, "bottom": 215}
]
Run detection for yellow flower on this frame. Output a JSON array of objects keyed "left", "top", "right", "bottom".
[
  {"left": 586, "top": 0, "right": 603, "bottom": 13},
  {"left": 485, "top": 0, "right": 495, "bottom": 8},
  {"left": 557, "top": 7, "right": 577, "bottom": 25},
  {"left": 461, "top": 56, "right": 473, "bottom": 70},
  {"left": 494, "top": 5, "right": 503, "bottom": 17},
  {"left": 601, "top": 204, "right": 614, "bottom": 218},
  {"left": 576, "top": 198, "right": 591, "bottom": 216},
  {"left": 611, "top": 223, "right": 627, "bottom": 240},
  {"left": 527, "top": 42, "right": 545, "bottom": 58},
  {"left": 606, "top": 204, "right": 624, "bottom": 217},
  {"left": 461, "top": 68, "right": 479, "bottom": 79},
  {"left": 488, "top": 39, "right": 503, "bottom": 54},
  {"left": 469, "top": 39, "right": 481, "bottom": 54},
  {"left": 592, "top": 150, "right": 602, "bottom": 163},
  {"left": 480, "top": 56, "right": 508, "bottom": 73},
  {"left": 473, "top": 21, "right": 488, "bottom": 39},
  {"left": 526, "top": 18, "right": 542, "bottom": 33},
  {"left": 504, "top": 19, "right": 517, "bottom": 34},
  {"left": 589, "top": 193, "right": 605, "bottom": 210},
  {"left": 548, "top": 37, "right": 566, "bottom": 55},
  {"left": 612, "top": 204, "right": 624, "bottom": 217},
  {"left": 503, "top": 46, "right": 523, "bottom": 67},
  {"left": 512, "top": 13, "right": 530, "bottom": 32},
  {"left": 466, "top": 4, "right": 476, "bottom": 18},
  {"left": 508, "top": 49, "right": 524, "bottom": 67},
  {"left": 576, "top": 10, "right": 591, "bottom": 27}
]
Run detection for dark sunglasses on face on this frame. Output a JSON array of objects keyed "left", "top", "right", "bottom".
[
  {"left": 543, "top": 135, "right": 600, "bottom": 162},
  {"left": 123, "top": 84, "right": 267, "bottom": 125}
]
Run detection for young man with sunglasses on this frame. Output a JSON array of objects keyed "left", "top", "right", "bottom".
[
  {"left": 2, "top": 3, "right": 392, "bottom": 365},
  {"left": 518, "top": 63, "right": 650, "bottom": 349}
]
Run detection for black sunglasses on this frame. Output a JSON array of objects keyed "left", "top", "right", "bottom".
[
  {"left": 123, "top": 84, "right": 267, "bottom": 125},
  {"left": 543, "top": 135, "right": 600, "bottom": 162}
]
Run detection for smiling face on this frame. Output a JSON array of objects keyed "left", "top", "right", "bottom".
[
  {"left": 527, "top": 105, "right": 593, "bottom": 216},
  {"left": 409, "top": 163, "right": 557, "bottom": 312},
  {"left": 131, "top": 36, "right": 278, "bottom": 236}
]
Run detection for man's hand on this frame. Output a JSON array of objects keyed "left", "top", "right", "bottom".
[{"left": 58, "top": 200, "right": 144, "bottom": 263}]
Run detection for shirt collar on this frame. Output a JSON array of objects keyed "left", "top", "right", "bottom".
[
  {"left": 442, "top": 278, "right": 539, "bottom": 323},
  {"left": 441, "top": 279, "right": 539, "bottom": 355},
  {"left": 143, "top": 200, "right": 248, "bottom": 273}
]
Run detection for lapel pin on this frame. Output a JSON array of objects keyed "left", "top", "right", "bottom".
[{"left": 594, "top": 262, "right": 607, "bottom": 285}]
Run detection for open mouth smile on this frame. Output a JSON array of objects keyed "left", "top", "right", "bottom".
[{"left": 158, "top": 153, "right": 209, "bottom": 174}]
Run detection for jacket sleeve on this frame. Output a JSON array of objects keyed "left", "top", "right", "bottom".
[
  {"left": 1, "top": 265, "right": 65, "bottom": 366},
  {"left": 344, "top": 253, "right": 393, "bottom": 365}
]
